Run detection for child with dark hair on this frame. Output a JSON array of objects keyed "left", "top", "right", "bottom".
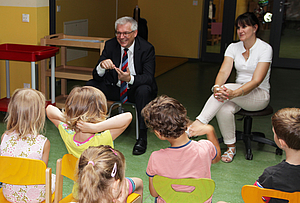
[
  {"left": 142, "top": 95, "right": 221, "bottom": 203},
  {"left": 77, "top": 145, "right": 143, "bottom": 203},
  {"left": 253, "top": 108, "right": 300, "bottom": 203}
]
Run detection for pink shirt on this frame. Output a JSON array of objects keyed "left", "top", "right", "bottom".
[{"left": 146, "top": 140, "right": 217, "bottom": 203}]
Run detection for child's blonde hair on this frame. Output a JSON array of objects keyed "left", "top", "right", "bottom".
[
  {"left": 63, "top": 86, "right": 108, "bottom": 131},
  {"left": 77, "top": 145, "right": 126, "bottom": 203},
  {"left": 5, "top": 88, "right": 46, "bottom": 139}
]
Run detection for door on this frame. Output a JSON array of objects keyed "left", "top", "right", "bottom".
[
  {"left": 201, "top": 0, "right": 300, "bottom": 68},
  {"left": 269, "top": 0, "right": 300, "bottom": 68},
  {"left": 201, "top": 0, "right": 237, "bottom": 63}
]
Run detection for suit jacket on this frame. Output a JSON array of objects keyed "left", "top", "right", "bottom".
[{"left": 92, "top": 36, "right": 157, "bottom": 95}]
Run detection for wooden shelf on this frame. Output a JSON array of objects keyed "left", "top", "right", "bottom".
[
  {"left": 55, "top": 95, "right": 68, "bottom": 109},
  {"left": 45, "top": 65, "right": 93, "bottom": 81},
  {"left": 40, "top": 33, "right": 110, "bottom": 104}
]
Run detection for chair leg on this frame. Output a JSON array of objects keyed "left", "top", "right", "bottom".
[
  {"left": 107, "top": 101, "right": 139, "bottom": 140},
  {"left": 108, "top": 102, "right": 122, "bottom": 117},
  {"left": 251, "top": 132, "right": 283, "bottom": 155},
  {"left": 131, "top": 104, "right": 139, "bottom": 140},
  {"left": 118, "top": 104, "right": 124, "bottom": 114},
  {"left": 243, "top": 116, "right": 253, "bottom": 160}
]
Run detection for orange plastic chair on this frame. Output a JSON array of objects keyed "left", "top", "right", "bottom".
[
  {"left": 153, "top": 175, "right": 215, "bottom": 203},
  {"left": 0, "top": 156, "right": 53, "bottom": 203},
  {"left": 241, "top": 185, "right": 300, "bottom": 202},
  {"left": 54, "top": 154, "right": 141, "bottom": 203}
]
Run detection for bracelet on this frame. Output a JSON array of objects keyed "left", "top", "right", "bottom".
[
  {"left": 211, "top": 84, "right": 220, "bottom": 92},
  {"left": 239, "top": 87, "right": 244, "bottom": 96}
]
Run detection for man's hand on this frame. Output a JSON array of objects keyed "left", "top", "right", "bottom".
[
  {"left": 101, "top": 59, "right": 116, "bottom": 70},
  {"left": 115, "top": 67, "right": 131, "bottom": 82}
]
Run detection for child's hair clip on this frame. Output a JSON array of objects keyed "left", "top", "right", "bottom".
[
  {"left": 111, "top": 163, "right": 117, "bottom": 178},
  {"left": 88, "top": 161, "right": 94, "bottom": 166},
  {"left": 110, "top": 148, "right": 118, "bottom": 156}
]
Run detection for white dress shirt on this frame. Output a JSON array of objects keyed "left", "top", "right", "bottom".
[{"left": 96, "top": 41, "right": 136, "bottom": 88}]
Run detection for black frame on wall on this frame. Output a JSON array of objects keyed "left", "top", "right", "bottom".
[{"left": 49, "top": 0, "right": 56, "bottom": 34}]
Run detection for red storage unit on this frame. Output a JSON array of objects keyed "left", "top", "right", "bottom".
[{"left": 0, "top": 44, "right": 59, "bottom": 112}]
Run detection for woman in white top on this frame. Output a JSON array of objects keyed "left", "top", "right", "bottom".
[{"left": 189, "top": 12, "right": 273, "bottom": 163}]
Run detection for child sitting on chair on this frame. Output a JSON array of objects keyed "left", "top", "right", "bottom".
[
  {"left": 77, "top": 145, "right": 143, "bottom": 203},
  {"left": 253, "top": 108, "right": 300, "bottom": 203},
  {"left": 46, "top": 86, "right": 132, "bottom": 158},
  {"left": 1, "top": 88, "right": 55, "bottom": 202},
  {"left": 142, "top": 95, "right": 221, "bottom": 203}
]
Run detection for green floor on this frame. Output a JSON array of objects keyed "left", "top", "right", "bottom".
[{"left": 1, "top": 60, "right": 300, "bottom": 202}]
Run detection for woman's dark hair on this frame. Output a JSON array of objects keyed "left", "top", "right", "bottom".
[{"left": 235, "top": 12, "right": 260, "bottom": 34}]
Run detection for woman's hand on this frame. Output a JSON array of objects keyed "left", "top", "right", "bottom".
[{"left": 214, "top": 86, "right": 229, "bottom": 102}]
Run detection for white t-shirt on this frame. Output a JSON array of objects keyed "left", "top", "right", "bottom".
[{"left": 224, "top": 38, "right": 273, "bottom": 93}]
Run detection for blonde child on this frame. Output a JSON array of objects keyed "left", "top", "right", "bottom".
[
  {"left": 0, "top": 88, "right": 55, "bottom": 202},
  {"left": 46, "top": 86, "right": 132, "bottom": 158},
  {"left": 77, "top": 145, "right": 143, "bottom": 203},
  {"left": 142, "top": 95, "right": 221, "bottom": 203}
]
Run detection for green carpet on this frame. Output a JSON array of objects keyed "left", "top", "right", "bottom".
[{"left": 2, "top": 60, "right": 300, "bottom": 202}]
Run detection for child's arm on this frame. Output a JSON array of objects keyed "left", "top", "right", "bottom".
[
  {"left": 41, "top": 139, "right": 50, "bottom": 166},
  {"left": 114, "top": 178, "right": 129, "bottom": 203},
  {"left": 76, "top": 112, "right": 132, "bottom": 140},
  {"left": 1, "top": 133, "right": 5, "bottom": 142},
  {"left": 148, "top": 177, "right": 159, "bottom": 198},
  {"left": 130, "top": 177, "right": 143, "bottom": 199},
  {"left": 189, "top": 121, "right": 221, "bottom": 163},
  {"left": 46, "top": 105, "right": 64, "bottom": 128},
  {"left": 205, "top": 124, "right": 221, "bottom": 164}
]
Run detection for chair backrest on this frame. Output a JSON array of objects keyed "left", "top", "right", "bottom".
[
  {"left": 0, "top": 156, "right": 52, "bottom": 203},
  {"left": 54, "top": 154, "right": 78, "bottom": 203},
  {"left": 153, "top": 175, "right": 215, "bottom": 203},
  {"left": 60, "top": 153, "right": 78, "bottom": 181},
  {"left": 241, "top": 185, "right": 300, "bottom": 202}
]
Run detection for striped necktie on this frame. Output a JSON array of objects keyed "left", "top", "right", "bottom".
[{"left": 120, "top": 48, "right": 128, "bottom": 103}]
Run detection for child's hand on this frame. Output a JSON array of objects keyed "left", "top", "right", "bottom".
[
  {"left": 188, "top": 120, "right": 208, "bottom": 137},
  {"left": 113, "top": 180, "right": 129, "bottom": 203},
  {"left": 76, "top": 121, "right": 97, "bottom": 133}
]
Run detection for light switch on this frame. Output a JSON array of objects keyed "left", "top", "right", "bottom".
[
  {"left": 193, "top": 0, "right": 198, "bottom": 6},
  {"left": 22, "top": 14, "right": 29, "bottom": 22}
]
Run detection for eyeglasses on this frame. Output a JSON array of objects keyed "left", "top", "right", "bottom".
[{"left": 115, "top": 30, "right": 134, "bottom": 37}]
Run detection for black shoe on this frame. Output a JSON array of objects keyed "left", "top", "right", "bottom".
[{"left": 133, "top": 138, "right": 147, "bottom": 155}]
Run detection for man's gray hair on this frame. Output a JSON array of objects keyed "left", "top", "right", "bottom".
[{"left": 115, "top": 16, "right": 138, "bottom": 31}]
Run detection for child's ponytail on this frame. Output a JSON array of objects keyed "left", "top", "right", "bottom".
[{"left": 77, "top": 145, "right": 126, "bottom": 203}]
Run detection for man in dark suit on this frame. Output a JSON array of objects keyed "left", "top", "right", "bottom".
[{"left": 86, "top": 16, "right": 157, "bottom": 155}]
